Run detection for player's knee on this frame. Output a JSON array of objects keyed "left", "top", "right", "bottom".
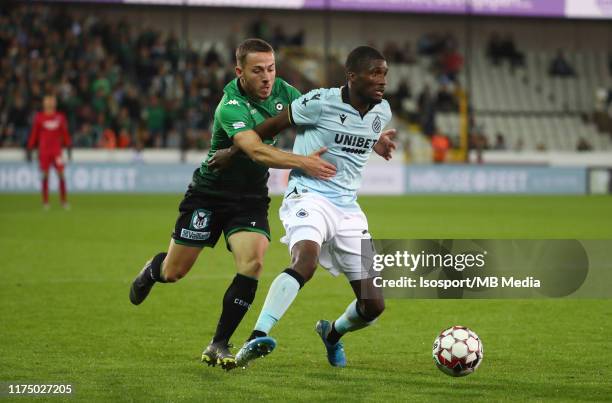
[
  {"left": 236, "top": 258, "right": 263, "bottom": 278},
  {"left": 361, "top": 298, "right": 385, "bottom": 320}
]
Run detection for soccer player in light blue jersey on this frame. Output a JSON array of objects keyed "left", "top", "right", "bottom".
[{"left": 235, "top": 46, "right": 397, "bottom": 368}]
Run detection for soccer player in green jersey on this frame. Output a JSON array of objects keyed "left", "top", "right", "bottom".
[{"left": 128, "top": 39, "right": 336, "bottom": 370}]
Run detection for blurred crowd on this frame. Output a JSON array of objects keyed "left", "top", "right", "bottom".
[
  {"left": 0, "top": 4, "right": 225, "bottom": 149},
  {"left": 383, "top": 32, "right": 464, "bottom": 138},
  {"left": 1, "top": 4, "right": 609, "bottom": 156},
  {"left": 0, "top": 5, "right": 304, "bottom": 150}
]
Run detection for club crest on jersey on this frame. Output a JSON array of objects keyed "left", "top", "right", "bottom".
[
  {"left": 190, "top": 209, "right": 211, "bottom": 230},
  {"left": 275, "top": 102, "right": 284, "bottom": 111},
  {"left": 296, "top": 209, "right": 309, "bottom": 218},
  {"left": 372, "top": 116, "right": 382, "bottom": 133}
]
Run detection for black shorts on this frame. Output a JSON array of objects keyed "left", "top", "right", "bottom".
[{"left": 172, "top": 188, "right": 271, "bottom": 250}]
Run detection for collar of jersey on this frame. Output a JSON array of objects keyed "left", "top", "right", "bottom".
[{"left": 341, "top": 84, "right": 375, "bottom": 119}]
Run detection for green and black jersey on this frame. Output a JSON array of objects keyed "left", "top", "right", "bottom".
[{"left": 191, "top": 77, "right": 301, "bottom": 198}]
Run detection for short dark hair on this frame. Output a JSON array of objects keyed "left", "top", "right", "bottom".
[
  {"left": 235, "top": 38, "right": 274, "bottom": 67},
  {"left": 345, "top": 46, "right": 385, "bottom": 74}
]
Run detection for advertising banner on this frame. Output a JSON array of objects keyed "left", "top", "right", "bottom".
[
  {"left": 0, "top": 162, "right": 403, "bottom": 194},
  {"left": 35, "top": 0, "right": 612, "bottom": 18},
  {"left": 404, "top": 165, "right": 587, "bottom": 194}
]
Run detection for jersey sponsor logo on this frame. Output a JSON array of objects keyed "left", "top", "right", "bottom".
[
  {"left": 232, "top": 121, "right": 246, "bottom": 129},
  {"left": 372, "top": 115, "right": 382, "bottom": 133},
  {"left": 42, "top": 119, "right": 61, "bottom": 130},
  {"left": 225, "top": 99, "right": 239, "bottom": 106},
  {"left": 296, "top": 208, "right": 309, "bottom": 218},
  {"left": 181, "top": 228, "right": 211, "bottom": 241},
  {"left": 334, "top": 133, "right": 376, "bottom": 155},
  {"left": 275, "top": 102, "right": 284, "bottom": 111},
  {"left": 339, "top": 114, "right": 347, "bottom": 124},
  {"left": 190, "top": 209, "right": 211, "bottom": 230}
]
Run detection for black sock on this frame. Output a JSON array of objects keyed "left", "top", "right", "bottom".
[
  {"left": 149, "top": 252, "right": 168, "bottom": 283},
  {"left": 283, "top": 268, "right": 305, "bottom": 289},
  {"left": 247, "top": 330, "right": 267, "bottom": 341},
  {"left": 326, "top": 322, "right": 343, "bottom": 345},
  {"left": 212, "top": 274, "right": 258, "bottom": 344}
]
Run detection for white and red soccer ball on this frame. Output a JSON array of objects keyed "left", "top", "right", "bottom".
[{"left": 432, "top": 326, "right": 483, "bottom": 377}]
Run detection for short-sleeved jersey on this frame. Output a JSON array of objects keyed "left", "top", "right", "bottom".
[
  {"left": 27, "top": 112, "right": 71, "bottom": 155},
  {"left": 191, "top": 77, "right": 301, "bottom": 198},
  {"left": 286, "top": 86, "right": 392, "bottom": 210}
]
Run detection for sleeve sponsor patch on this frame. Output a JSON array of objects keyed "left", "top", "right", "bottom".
[{"left": 232, "top": 121, "right": 246, "bottom": 129}]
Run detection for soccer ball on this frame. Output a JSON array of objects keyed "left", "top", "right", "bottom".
[{"left": 432, "top": 325, "right": 483, "bottom": 377}]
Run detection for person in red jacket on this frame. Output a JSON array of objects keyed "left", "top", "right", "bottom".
[{"left": 27, "top": 94, "right": 72, "bottom": 209}]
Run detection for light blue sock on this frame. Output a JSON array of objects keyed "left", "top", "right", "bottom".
[
  {"left": 254, "top": 272, "right": 301, "bottom": 334},
  {"left": 333, "top": 299, "right": 377, "bottom": 334}
]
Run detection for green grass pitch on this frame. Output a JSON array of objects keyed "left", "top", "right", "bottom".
[{"left": 1, "top": 194, "right": 611, "bottom": 402}]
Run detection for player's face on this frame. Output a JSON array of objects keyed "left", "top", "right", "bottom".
[
  {"left": 43, "top": 96, "right": 57, "bottom": 113},
  {"left": 237, "top": 52, "right": 276, "bottom": 101},
  {"left": 351, "top": 59, "right": 388, "bottom": 104}
]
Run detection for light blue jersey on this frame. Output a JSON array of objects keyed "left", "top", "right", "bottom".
[{"left": 285, "top": 86, "right": 392, "bottom": 210}]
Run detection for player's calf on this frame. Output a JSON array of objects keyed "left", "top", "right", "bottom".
[
  {"left": 160, "top": 240, "right": 201, "bottom": 282},
  {"left": 359, "top": 298, "right": 385, "bottom": 320}
]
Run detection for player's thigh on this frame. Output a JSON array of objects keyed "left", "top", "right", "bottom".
[
  {"left": 163, "top": 238, "right": 203, "bottom": 280},
  {"left": 51, "top": 154, "right": 65, "bottom": 175},
  {"left": 39, "top": 154, "right": 52, "bottom": 174},
  {"left": 227, "top": 231, "right": 269, "bottom": 279},
  {"left": 224, "top": 198, "right": 271, "bottom": 278}
]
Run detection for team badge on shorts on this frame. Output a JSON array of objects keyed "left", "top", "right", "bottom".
[
  {"left": 190, "top": 209, "right": 211, "bottom": 230},
  {"left": 296, "top": 208, "right": 309, "bottom": 218}
]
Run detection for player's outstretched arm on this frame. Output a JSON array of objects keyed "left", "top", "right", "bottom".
[
  {"left": 208, "top": 110, "right": 292, "bottom": 172},
  {"left": 233, "top": 130, "right": 336, "bottom": 179}
]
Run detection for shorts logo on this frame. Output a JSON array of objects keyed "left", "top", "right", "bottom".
[
  {"left": 275, "top": 102, "right": 284, "bottom": 111},
  {"left": 372, "top": 115, "right": 382, "bottom": 133},
  {"left": 232, "top": 121, "right": 246, "bottom": 129},
  {"left": 190, "top": 209, "right": 211, "bottom": 230},
  {"left": 296, "top": 208, "right": 309, "bottom": 218},
  {"left": 181, "top": 228, "right": 211, "bottom": 241}
]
